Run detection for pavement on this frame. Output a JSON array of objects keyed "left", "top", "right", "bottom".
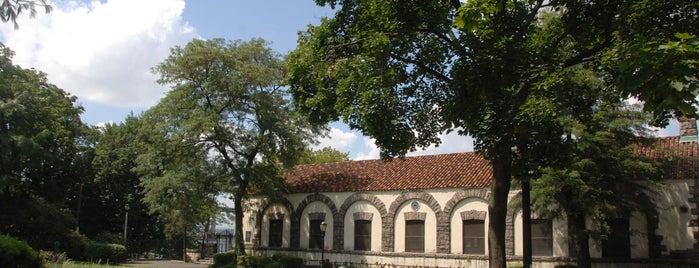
[{"left": 126, "top": 260, "right": 210, "bottom": 268}]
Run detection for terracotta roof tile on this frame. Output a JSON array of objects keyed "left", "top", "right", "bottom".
[
  {"left": 635, "top": 136, "right": 699, "bottom": 180},
  {"left": 285, "top": 152, "right": 491, "bottom": 193},
  {"left": 285, "top": 136, "right": 698, "bottom": 193}
]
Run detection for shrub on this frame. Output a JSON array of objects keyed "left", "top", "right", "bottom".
[
  {"left": 238, "top": 255, "right": 272, "bottom": 268},
  {"left": 554, "top": 265, "right": 577, "bottom": 268},
  {"left": 84, "top": 242, "right": 128, "bottom": 264},
  {"left": 62, "top": 230, "right": 89, "bottom": 260},
  {"left": 0, "top": 234, "right": 42, "bottom": 268},
  {"left": 271, "top": 253, "right": 303, "bottom": 268},
  {"left": 211, "top": 251, "right": 237, "bottom": 268}
]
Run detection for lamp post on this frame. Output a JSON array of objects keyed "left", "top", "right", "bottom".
[
  {"left": 123, "top": 204, "right": 129, "bottom": 243},
  {"left": 319, "top": 221, "right": 327, "bottom": 268}
]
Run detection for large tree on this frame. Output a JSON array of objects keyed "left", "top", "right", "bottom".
[
  {"left": 89, "top": 115, "right": 166, "bottom": 254},
  {"left": 136, "top": 116, "right": 222, "bottom": 261},
  {"left": 287, "top": 1, "right": 697, "bottom": 266},
  {"left": 0, "top": 44, "right": 90, "bottom": 255},
  {"left": 151, "top": 38, "right": 322, "bottom": 256}
]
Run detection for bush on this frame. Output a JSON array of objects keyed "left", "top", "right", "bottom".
[
  {"left": 0, "top": 234, "right": 42, "bottom": 268},
  {"left": 554, "top": 265, "right": 577, "bottom": 268},
  {"left": 235, "top": 254, "right": 304, "bottom": 268},
  {"left": 271, "top": 253, "right": 303, "bottom": 268},
  {"left": 84, "top": 242, "right": 128, "bottom": 264},
  {"left": 211, "top": 251, "right": 237, "bottom": 268},
  {"left": 62, "top": 230, "right": 89, "bottom": 260}
]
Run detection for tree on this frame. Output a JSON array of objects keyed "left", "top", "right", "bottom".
[
  {"left": 0, "top": 0, "right": 52, "bottom": 29},
  {"left": 299, "top": 146, "right": 350, "bottom": 164},
  {"left": 532, "top": 102, "right": 664, "bottom": 268},
  {"left": 0, "top": 44, "right": 90, "bottom": 255},
  {"left": 135, "top": 118, "right": 222, "bottom": 261},
  {"left": 151, "top": 38, "right": 322, "bottom": 256},
  {"left": 287, "top": 1, "right": 697, "bottom": 266},
  {"left": 89, "top": 115, "right": 166, "bottom": 254}
]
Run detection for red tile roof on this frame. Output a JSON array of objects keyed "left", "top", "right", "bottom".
[
  {"left": 285, "top": 152, "right": 492, "bottom": 193},
  {"left": 635, "top": 136, "right": 699, "bottom": 181},
  {"left": 285, "top": 136, "right": 698, "bottom": 193}
]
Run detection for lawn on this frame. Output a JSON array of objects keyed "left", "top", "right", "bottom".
[{"left": 45, "top": 261, "right": 145, "bottom": 268}]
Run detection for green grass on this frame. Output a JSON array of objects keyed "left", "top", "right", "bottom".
[{"left": 45, "top": 261, "right": 146, "bottom": 268}]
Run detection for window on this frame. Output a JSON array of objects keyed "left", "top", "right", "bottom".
[
  {"left": 354, "top": 220, "right": 372, "bottom": 251},
  {"left": 309, "top": 219, "right": 324, "bottom": 249},
  {"left": 268, "top": 219, "right": 283, "bottom": 247},
  {"left": 405, "top": 220, "right": 425, "bottom": 252},
  {"left": 531, "top": 219, "right": 553, "bottom": 256},
  {"left": 463, "top": 220, "right": 485, "bottom": 254},
  {"left": 602, "top": 218, "right": 630, "bottom": 258}
]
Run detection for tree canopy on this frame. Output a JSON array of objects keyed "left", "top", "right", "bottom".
[
  {"left": 0, "top": 44, "right": 90, "bottom": 255},
  {"left": 299, "top": 146, "right": 350, "bottom": 164},
  {"left": 287, "top": 1, "right": 697, "bottom": 266},
  {"left": 150, "top": 38, "right": 323, "bottom": 256}
]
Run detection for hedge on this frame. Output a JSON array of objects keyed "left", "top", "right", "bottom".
[
  {"left": 0, "top": 234, "right": 42, "bottom": 268},
  {"left": 84, "top": 242, "right": 128, "bottom": 264}
]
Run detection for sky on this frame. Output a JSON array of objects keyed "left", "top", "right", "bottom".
[{"left": 0, "top": 0, "right": 678, "bottom": 161}]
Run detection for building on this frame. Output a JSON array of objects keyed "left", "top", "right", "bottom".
[{"left": 242, "top": 136, "right": 698, "bottom": 267}]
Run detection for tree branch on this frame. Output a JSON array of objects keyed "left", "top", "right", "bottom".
[{"left": 392, "top": 53, "right": 452, "bottom": 84}]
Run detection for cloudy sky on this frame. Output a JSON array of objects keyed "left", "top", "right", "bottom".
[{"left": 0, "top": 0, "right": 676, "bottom": 160}]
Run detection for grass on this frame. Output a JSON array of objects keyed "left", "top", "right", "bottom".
[{"left": 45, "top": 261, "right": 146, "bottom": 268}]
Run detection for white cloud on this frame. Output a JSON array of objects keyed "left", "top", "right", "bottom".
[
  {"left": 313, "top": 126, "right": 358, "bottom": 151},
  {"left": 407, "top": 130, "right": 474, "bottom": 157},
  {"left": 352, "top": 130, "right": 474, "bottom": 161},
  {"left": 0, "top": 0, "right": 197, "bottom": 108},
  {"left": 354, "top": 137, "right": 381, "bottom": 160}
]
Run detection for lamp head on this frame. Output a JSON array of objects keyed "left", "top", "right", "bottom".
[{"left": 320, "top": 221, "right": 327, "bottom": 232}]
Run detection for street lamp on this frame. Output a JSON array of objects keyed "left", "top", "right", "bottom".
[
  {"left": 319, "top": 221, "right": 327, "bottom": 268},
  {"left": 123, "top": 204, "right": 129, "bottom": 243}
]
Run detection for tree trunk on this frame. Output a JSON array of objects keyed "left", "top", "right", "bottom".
[
  {"left": 522, "top": 178, "right": 532, "bottom": 268},
  {"left": 182, "top": 224, "right": 187, "bottom": 262},
  {"left": 488, "top": 152, "right": 512, "bottom": 268},
  {"left": 234, "top": 193, "right": 245, "bottom": 256},
  {"left": 569, "top": 211, "right": 591, "bottom": 268}
]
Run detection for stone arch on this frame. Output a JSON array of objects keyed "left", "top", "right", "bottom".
[
  {"left": 442, "top": 188, "right": 490, "bottom": 253},
  {"left": 292, "top": 193, "right": 340, "bottom": 249},
  {"left": 337, "top": 192, "right": 388, "bottom": 250},
  {"left": 385, "top": 190, "right": 443, "bottom": 252},
  {"left": 254, "top": 197, "right": 294, "bottom": 248}
]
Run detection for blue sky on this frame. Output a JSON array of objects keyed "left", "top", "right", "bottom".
[{"left": 0, "top": 0, "right": 676, "bottom": 160}]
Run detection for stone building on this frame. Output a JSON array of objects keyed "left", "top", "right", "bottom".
[{"left": 242, "top": 136, "right": 698, "bottom": 267}]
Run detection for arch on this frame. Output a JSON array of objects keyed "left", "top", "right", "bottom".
[
  {"left": 385, "top": 190, "right": 443, "bottom": 252},
  {"left": 254, "top": 197, "right": 294, "bottom": 248},
  {"left": 338, "top": 192, "right": 388, "bottom": 250},
  {"left": 293, "top": 193, "right": 340, "bottom": 249},
  {"left": 441, "top": 188, "right": 490, "bottom": 254}
]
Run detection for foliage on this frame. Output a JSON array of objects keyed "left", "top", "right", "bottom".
[
  {"left": 151, "top": 38, "right": 323, "bottom": 255},
  {"left": 135, "top": 117, "right": 222, "bottom": 252},
  {"left": 88, "top": 115, "right": 165, "bottom": 254},
  {"left": 211, "top": 251, "right": 237, "bottom": 268},
  {"left": 298, "top": 146, "right": 350, "bottom": 164},
  {"left": 83, "top": 242, "right": 127, "bottom": 264},
  {"left": 531, "top": 102, "right": 664, "bottom": 268},
  {"left": 270, "top": 253, "right": 304, "bottom": 268},
  {"left": 0, "top": 0, "right": 52, "bottom": 29},
  {"left": 0, "top": 234, "right": 42, "bottom": 268},
  {"left": 237, "top": 254, "right": 303, "bottom": 268},
  {"left": 0, "top": 44, "right": 92, "bottom": 258},
  {"left": 287, "top": 1, "right": 696, "bottom": 266},
  {"left": 41, "top": 250, "right": 68, "bottom": 264}
]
